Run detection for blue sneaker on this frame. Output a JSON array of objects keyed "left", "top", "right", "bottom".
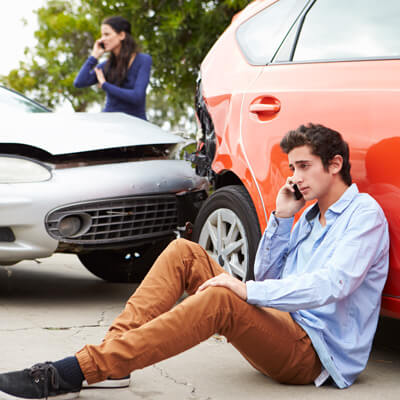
[{"left": 0, "top": 362, "right": 80, "bottom": 399}]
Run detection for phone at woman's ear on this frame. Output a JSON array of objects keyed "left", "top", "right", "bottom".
[
  {"left": 293, "top": 184, "right": 303, "bottom": 200},
  {"left": 99, "top": 42, "right": 105, "bottom": 49}
]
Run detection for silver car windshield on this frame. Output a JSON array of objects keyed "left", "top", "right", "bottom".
[{"left": 0, "top": 86, "right": 49, "bottom": 113}]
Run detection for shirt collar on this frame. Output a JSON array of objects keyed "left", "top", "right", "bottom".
[{"left": 306, "top": 183, "right": 358, "bottom": 222}]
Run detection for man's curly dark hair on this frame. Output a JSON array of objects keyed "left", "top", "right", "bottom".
[{"left": 280, "top": 123, "right": 352, "bottom": 186}]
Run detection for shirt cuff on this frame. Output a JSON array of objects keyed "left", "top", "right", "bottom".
[
  {"left": 87, "top": 56, "right": 99, "bottom": 65},
  {"left": 101, "top": 82, "right": 111, "bottom": 92},
  {"left": 246, "top": 280, "right": 269, "bottom": 305},
  {"left": 267, "top": 212, "right": 293, "bottom": 235}
]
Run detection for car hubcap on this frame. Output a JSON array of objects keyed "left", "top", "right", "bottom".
[{"left": 198, "top": 208, "right": 248, "bottom": 281}]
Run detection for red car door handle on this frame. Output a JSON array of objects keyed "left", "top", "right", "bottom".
[
  {"left": 249, "top": 97, "right": 281, "bottom": 121},
  {"left": 249, "top": 103, "right": 281, "bottom": 113}
]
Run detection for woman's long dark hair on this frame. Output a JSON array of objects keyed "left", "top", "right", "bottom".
[{"left": 102, "top": 16, "right": 138, "bottom": 86}]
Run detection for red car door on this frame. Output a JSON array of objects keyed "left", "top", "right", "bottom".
[{"left": 239, "top": 0, "right": 400, "bottom": 316}]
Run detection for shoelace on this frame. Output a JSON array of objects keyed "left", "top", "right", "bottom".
[{"left": 28, "top": 362, "right": 59, "bottom": 399}]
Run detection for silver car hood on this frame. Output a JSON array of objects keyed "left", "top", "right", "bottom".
[{"left": 0, "top": 112, "right": 183, "bottom": 155}]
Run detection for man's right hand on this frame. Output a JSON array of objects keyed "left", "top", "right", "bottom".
[{"left": 275, "top": 177, "right": 305, "bottom": 218}]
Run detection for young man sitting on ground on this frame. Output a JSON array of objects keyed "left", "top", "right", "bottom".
[{"left": 0, "top": 124, "right": 389, "bottom": 399}]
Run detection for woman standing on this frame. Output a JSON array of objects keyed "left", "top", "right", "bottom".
[{"left": 74, "top": 16, "right": 152, "bottom": 120}]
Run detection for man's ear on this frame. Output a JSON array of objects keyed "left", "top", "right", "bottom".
[{"left": 329, "top": 155, "right": 343, "bottom": 175}]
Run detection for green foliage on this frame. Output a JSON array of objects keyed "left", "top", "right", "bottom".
[{"left": 1, "top": 0, "right": 249, "bottom": 129}]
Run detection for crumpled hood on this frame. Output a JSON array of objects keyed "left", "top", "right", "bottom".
[{"left": 0, "top": 112, "right": 183, "bottom": 155}]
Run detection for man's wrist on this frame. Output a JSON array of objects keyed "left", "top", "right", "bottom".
[{"left": 274, "top": 210, "right": 293, "bottom": 219}]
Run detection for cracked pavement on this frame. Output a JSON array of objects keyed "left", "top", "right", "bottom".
[{"left": 1, "top": 254, "right": 400, "bottom": 399}]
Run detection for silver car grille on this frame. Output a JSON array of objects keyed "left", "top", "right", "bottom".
[{"left": 45, "top": 195, "right": 178, "bottom": 244}]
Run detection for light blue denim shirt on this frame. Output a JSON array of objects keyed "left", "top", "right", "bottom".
[{"left": 246, "top": 184, "right": 389, "bottom": 388}]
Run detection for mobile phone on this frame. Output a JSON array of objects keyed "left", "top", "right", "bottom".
[
  {"left": 293, "top": 184, "right": 303, "bottom": 200},
  {"left": 99, "top": 42, "right": 105, "bottom": 49}
]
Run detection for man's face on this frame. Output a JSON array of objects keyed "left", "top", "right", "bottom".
[{"left": 288, "top": 145, "right": 333, "bottom": 202}]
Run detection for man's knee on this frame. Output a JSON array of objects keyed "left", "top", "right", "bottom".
[
  {"left": 161, "top": 238, "right": 188, "bottom": 257},
  {"left": 199, "top": 286, "right": 240, "bottom": 308},
  {"left": 169, "top": 238, "right": 204, "bottom": 256}
]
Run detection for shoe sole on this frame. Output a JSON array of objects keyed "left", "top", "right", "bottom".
[
  {"left": 0, "top": 390, "right": 80, "bottom": 400},
  {"left": 82, "top": 378, "right": 130, "bottom": 389}
]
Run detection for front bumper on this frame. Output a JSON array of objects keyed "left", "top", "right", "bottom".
[{"left": 0, "top": 159, "right": 207, "bottom": 263}]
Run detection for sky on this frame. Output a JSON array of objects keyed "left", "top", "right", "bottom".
[
  {"left": 1, "top": 0, "right": 81, "bottom": 112},
  {"left": 0, "top": 1, "right": 46, "bottom": 76}
]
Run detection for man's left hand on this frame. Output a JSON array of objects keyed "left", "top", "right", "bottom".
[{"left": 196, "top": 273, "right": 247, "bottom": 300}]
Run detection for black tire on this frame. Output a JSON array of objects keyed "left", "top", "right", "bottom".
[
  {"left": 193, "top": 185, "right": 261, "bottom": 281},
  {"left": 78, "top": 239, "right": 172, "bottom": 283}
]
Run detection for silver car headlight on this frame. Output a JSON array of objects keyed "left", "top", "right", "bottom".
[{"left": 0, "top": 155, "right": 52, "bottom": 183}]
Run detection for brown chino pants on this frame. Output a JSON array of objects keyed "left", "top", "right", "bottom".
[{"left": 76, "top": 238, "right": 321, "bottom": 385}]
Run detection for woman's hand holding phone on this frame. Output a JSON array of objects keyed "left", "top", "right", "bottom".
[{"left": 91, "top": 39, "right": 105, "bottom": 59}]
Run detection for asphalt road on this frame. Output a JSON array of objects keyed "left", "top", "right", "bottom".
[{"left": 0, "top": 254, "right": 400, "bottom": 399}]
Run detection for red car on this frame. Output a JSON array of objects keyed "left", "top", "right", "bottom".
[{"left": 191, "top": 0, "right": 400, "bottom": 318}]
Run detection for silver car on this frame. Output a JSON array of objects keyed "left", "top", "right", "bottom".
[{"left": 0, "top": 86, "right": 208, "bottom": 282}]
